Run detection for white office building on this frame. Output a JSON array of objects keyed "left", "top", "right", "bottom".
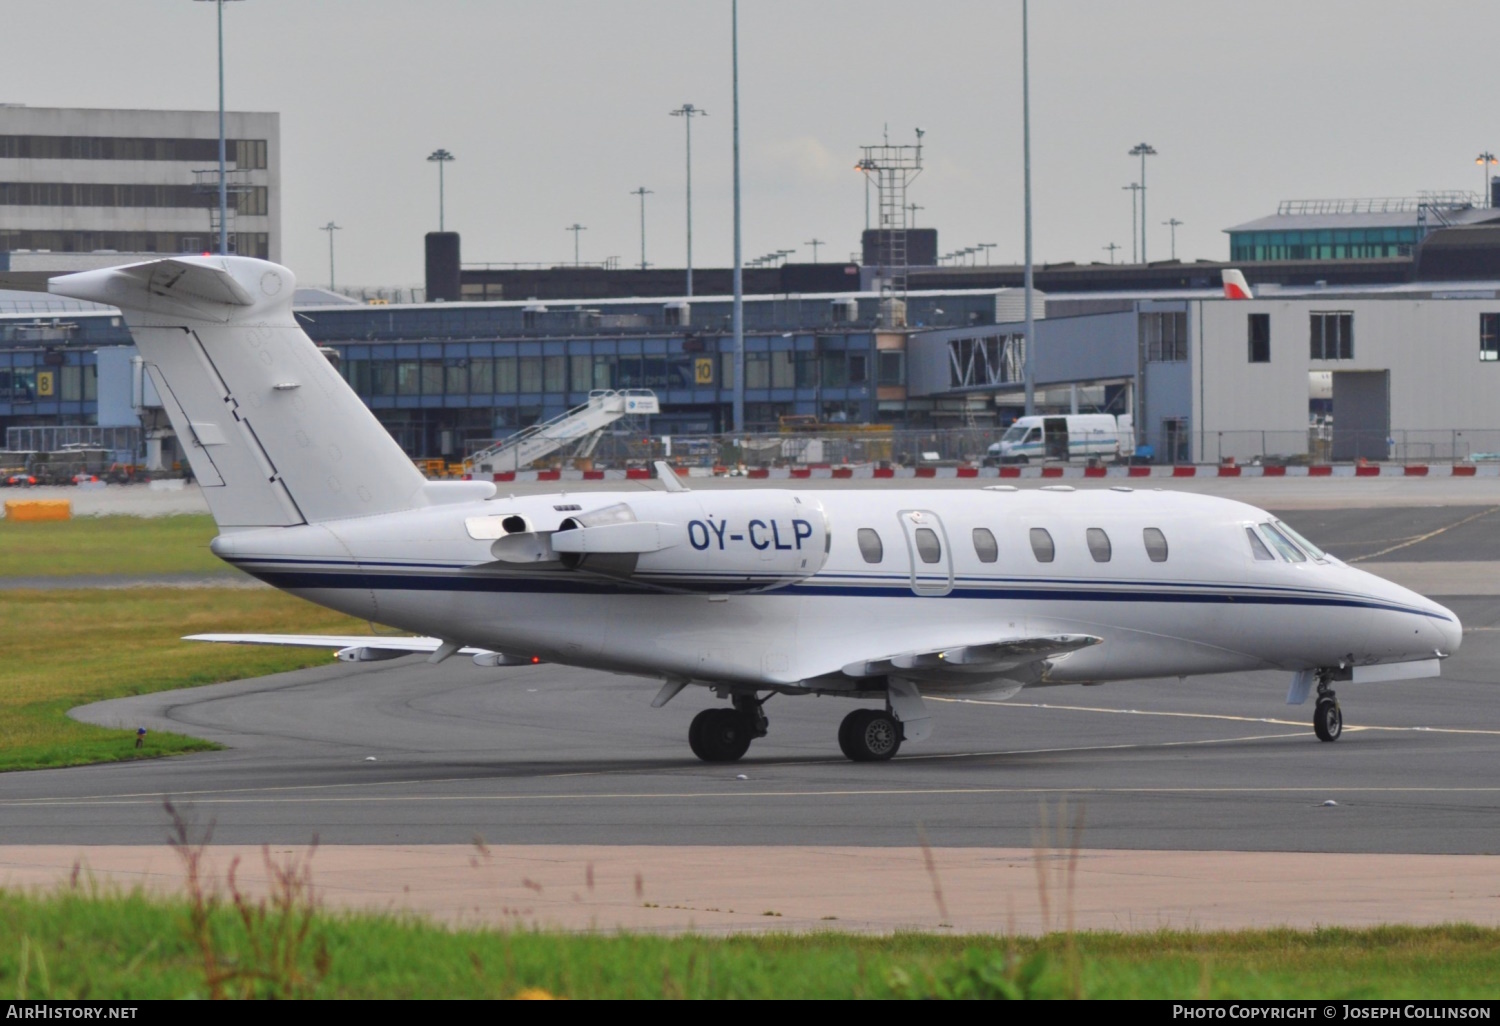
[{"left": 0, "top": 105, "right": 279, "bottom": 269}]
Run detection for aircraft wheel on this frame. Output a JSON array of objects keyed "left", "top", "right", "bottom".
[
  {"left": 838, "top": 709, "right": 902, "bottom": 762},
  {"left": 688, "top": 709, "right": 714, "bottom": 760},
  {"left": 1313, "top": 698, "right": 1342, "bottom": 742},
  {"left": 691, "top": 709, "right": 753, "bottom": 762}
]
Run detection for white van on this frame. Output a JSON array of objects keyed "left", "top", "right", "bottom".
[{"left": 984, "top": 414, "right": 1131, "bottom": 465}]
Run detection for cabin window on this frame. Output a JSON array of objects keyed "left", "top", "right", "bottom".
[
  {"left": 914, "top": 527, "right": 942, "bottom": 564},
  {"left": 1275, "top": 520, "right": 1327, "bottom": 562},
  {"left": 1143, "top": 527, "right": 1169, "bottom": 562},
  {"left": 972, "top": 528, "right": 998, "bottom": 563},
  {"left": 856, "top": 528, "right": 884, "bottom": 564},
  {"left": 1085, "top": 527, "right": 1112, "bottom": 562},
  {"left": 1260, "top": 523, "right": 1306, "bottom": 562},
  {"left": 1246, "top": 527, "right": 1275, "bottom": 561},
  {"left": 1029, "top": 528, "right": 1055, "bottom": 563}
]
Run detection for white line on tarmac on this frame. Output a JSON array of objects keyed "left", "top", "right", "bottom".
[
  {"left": 1346, "top": 505, "right": 1500, "bottom": 562},
  {"left": 7, "top": 777, "right": 1500, "bottom": 810},
  {"left": 942, "top": 698, "right": 1500, "bottom": 736},
  {"left": 0, "top": 729, "right": 1311, "bottom": 807}
]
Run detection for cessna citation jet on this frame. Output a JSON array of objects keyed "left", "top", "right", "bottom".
[{"left": 48, "top": 257, "right": 1462, "bottom": 763}]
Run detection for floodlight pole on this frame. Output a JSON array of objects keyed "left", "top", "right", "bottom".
[
  {"left": 804, "top": 237, "right": 824, "bottom": 262},
  {"left": 427, "top": 149, "right": 455, "bottom": 231},
  {"left": 1123, "top": 183, "right": 1141, "bottom": 263},
  {"left": 1129, "top": 143, "right": 1157, "bottom": 261},
  {"left": 196, "top": 0, "right": 244, "bottom": 254},
  {"left": 1163, "top": 218, "right": 1182, "bottom": 259},
  {"left": 670, "top": 103, "right": 706, "bottom": 297},
  {"left": 631, "top": 187, "right": 652, "bottom": 270},
  {"left": 731, "top": 0, "right": 745, "bottom": 434},
  {"left": 566, "top": 223, "right": 587, "bottom": 266},
  {"left": 320, "top": 221, "right": 341, "bottom": 289},
  {"left": 1478, "top": 152, "right": 1497, "bottom": 207},
  {"left": 1022, "top": 0, "right": 1035, "bottom": 417}
]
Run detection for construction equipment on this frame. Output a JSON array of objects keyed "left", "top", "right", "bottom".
[{"left": 465, "top": 389, "right": 659, "bottom": 475}]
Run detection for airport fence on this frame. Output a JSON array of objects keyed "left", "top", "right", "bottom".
[{"left": 569, "top": 426, "right": 1500, "bottom": 469}]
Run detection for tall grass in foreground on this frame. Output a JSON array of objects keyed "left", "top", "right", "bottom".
[
  {"left": 0, "top": 588, "right": 363, "bottom": 771},
  {"left": 0, "top": 808, "right": 1493, "bottom": 1001},
  {"left": 1, "top": 885, "right": 1497, "bottom": 999}
]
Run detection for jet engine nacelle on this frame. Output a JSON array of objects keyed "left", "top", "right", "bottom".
[{"left": 546, "top": 491, "right": 829, "bottom": 592}]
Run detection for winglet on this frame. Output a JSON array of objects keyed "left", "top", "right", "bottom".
[{"left": 1222, "top": 268, "right": 1254, "bottom": 300}]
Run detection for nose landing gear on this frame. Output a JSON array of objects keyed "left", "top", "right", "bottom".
[{"left": 1313, "top": 673, "right": 1343, "bottom": 742}]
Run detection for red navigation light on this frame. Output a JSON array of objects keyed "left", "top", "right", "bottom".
[{"left": 530, "top": 655, "right": 541, "bottom": 664}]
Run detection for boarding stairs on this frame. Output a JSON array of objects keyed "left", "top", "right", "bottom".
[{"left": 465, "top": 389, "right": 658, "bottom": 474}]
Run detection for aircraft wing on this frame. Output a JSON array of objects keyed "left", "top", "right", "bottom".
[
  {"left": 183, "top": 633, "right": 529, "bottom": 665},
  {"left": 840, "top": 633, "right": 1102, "bottom": 686}
]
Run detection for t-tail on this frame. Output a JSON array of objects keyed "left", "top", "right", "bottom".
[
  {"left": 49, "top": 256, "right": 429, "bottom": 529},
  {"left": 1222, "top": 268, "right": 1254, "bottom": 300}
]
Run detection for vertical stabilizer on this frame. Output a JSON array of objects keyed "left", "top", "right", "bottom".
[
  {"left": 50, "top": 257, "right": 428, "bottom": 528},
  {"left": 1222, "top": 268, "right": 1254, "bottom": 300}
]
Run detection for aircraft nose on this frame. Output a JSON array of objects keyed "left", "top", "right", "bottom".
[{"left": 1431, "top": 599, "right": 1463, "bottom": 656}]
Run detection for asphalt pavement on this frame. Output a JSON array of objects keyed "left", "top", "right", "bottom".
[{"left": 2, "top": 491, "right": 1497, "bottom": 857}]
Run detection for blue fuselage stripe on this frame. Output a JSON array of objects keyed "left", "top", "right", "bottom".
[{"left": 224, "top": 562, "right": 1450, "bottom": 620}]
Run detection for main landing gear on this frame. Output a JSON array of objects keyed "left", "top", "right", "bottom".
[
  {"left": 688, "top": 694, "right": 769, "bottom": 762},
  {"left": 1313, "top": 672, "right": 1343, "bottom": 742},
  {"left": 838, "top": 708, "right": 903, "bottom": 762},
  {"left": 685, "top": 695, "right": 908, "bottom": 763}
]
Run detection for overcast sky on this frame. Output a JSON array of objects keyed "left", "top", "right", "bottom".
[{"left": 4, "top": 0, "right": 1497, "bottom": 287}]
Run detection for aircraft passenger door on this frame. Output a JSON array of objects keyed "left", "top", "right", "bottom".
[{"left": 897, "top": 509, "right": 954, "bottom": 597}]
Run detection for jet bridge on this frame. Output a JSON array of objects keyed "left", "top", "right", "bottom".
[{"left": 464, "top": 389, "right": 658, "bottom": 475}]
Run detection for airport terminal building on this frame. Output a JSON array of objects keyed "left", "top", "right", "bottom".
[{"left": 8, "top": 276, "right": 1500, "bottom": 469}]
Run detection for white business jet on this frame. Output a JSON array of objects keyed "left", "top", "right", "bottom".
[{"left": 49, "top": 257, "right": 1462, "bottom": 763}]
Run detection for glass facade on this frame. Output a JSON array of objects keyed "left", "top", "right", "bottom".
[
  {"left": 0, "top": 348, "right": 98, "bottom": 421},
  {"left": 1229, "top": 226, "right": 1419, "bottom": 262},
  {"left": 326, "top": 332, "right": 877, "bottom": 455}
]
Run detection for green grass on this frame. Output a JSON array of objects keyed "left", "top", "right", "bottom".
[
  {"left": 0, "top": 588, "right": 364, "bottom": 771},
  {"left": 0, "top": 514, "right": 224, "bottom": 577},
  {"left": 0, "top": 888, "right": 1496, "bottom": 999}
]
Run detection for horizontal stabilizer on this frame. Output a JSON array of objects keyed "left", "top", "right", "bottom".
[
  {"left": 186, "top": 633, "right": 488, "bottom": 663},
  {"left": 51, "top": 257, "right": 255, "bottom": 322}
]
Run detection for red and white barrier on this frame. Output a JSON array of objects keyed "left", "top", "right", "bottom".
[{"left": 482, "top": 463, "right": 1500, "bottom": 484}]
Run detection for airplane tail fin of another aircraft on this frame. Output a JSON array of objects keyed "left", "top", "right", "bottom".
[
  {"left": 49, "top": 257, "right": 429, "bottom": 529},
  {"left": 1222, "top": 268, "right": 1254, "bottom": 300}
]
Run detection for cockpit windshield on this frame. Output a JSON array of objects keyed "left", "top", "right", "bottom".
[
  {"left": 1274, "top": 520, "right": 1328, "bottom": 561},
  {"left": 1259, "top": 523, "right": 1306, "bottom": 563}
]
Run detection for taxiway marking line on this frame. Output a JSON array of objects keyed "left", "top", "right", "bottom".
[
  {"left": 6, "top": 779, "right": 1500, "bottom": 810},
  {"left": 940, "top": 698, "right": 1500, "bottom": 737},
  {"left": 0, "top": 730, "right": 1309, "bottom": 806},
  {"left": 1346, "top": 506, "right": 1500, "bottom": 563}
]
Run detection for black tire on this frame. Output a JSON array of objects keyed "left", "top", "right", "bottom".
[
  {"left": 688, "top": 709, "right": 715, "bottom": 760},
  {"left": 837, "top": 710, "right": 862, "bottom": 761},
  {"left": 694, "top": 709, "right": 753, "bottom": 762},
  {"left": 1313, "top": 699, "right": 1342, "bottom": 742},
  {"left": 839, "top": 709, "right": 902, "bottom": 762}
]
